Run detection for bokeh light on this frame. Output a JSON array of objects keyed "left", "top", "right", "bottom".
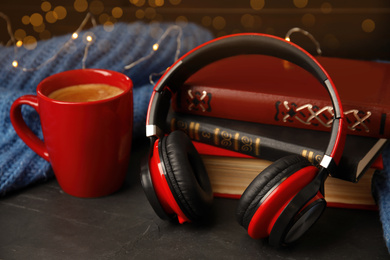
[
  {"left": 33, "top": 23, "right": 46, "bottom": 33},
  {"left": 30, "top": 13, "right": 43, "bottom": 27},
  {"left": 321, "top": 2, "right": 332, "bottom": 14},
  {"left": 145, "top": 7, "right": 157, "bottom": 19},
  {"left": 169, "top": 0, "right": 181, "bottom": 5},
  {"left": 293, "top": 0, "right": 308, "bottom": 8},
  {"left": 54, "top": 6, "right": 67, "bottom": 20},
  {"left": 362, "top": 19, "right": 375, "bottom": 33},
  {"left": 212, "top": 16, "right": 226, "bottom": 30},
  {"left": 45, "top": 11, "right": 58, "bottom": 23},
  {"left": 41, "top": 1, "right": 52, "bottom": 12},
  {"left": 135, "top": 9, "right": 145, "bottom": 19},
  {"left": 250, "top": 0, "right": 265, "bottom": 11},
  {"left": 74, "top": 0, "right": 88, "bottom": 12},
  {"left": 21, "top": 15, "right": 30, "bottom": 25},
  {"left": 241, "top": 14, "right": 255, "bottom": 28},
  {"left": 23, "top": 35, "right": 37, "bottom": 50},
  {"left": 89, "top": 0, "right": 104, "bottom": 15},
  {"left": 130, "top": 0, "right": 146, "bottom": 7},
  {"left": 175, "top": 15, "right": 188, "bottom": 26},
  {"left": 155, "top": 0, "right": 164, "bottom": 7},
  {"left": 14, "top": 29, "right": 26, "bottom": 40},
  {"left": 103, "top": 21, "right": 115, "bottom": 32},
  {"left": 201, "top": 16, "right": 212, "bottom": 27},
  {"left": 112, "top": 7, "right": 123, "bottom": 18}
]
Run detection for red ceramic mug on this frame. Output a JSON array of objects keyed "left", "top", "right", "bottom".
[{"left": 10, "top": 69, "right": 133, "bottom": 198}]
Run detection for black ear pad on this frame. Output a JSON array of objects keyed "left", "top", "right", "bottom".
[
  {"left": 236, "top": 155, "right": 311, "bottom": 229},
  {"left": 160, "top": 130, "right": 213, "bottom": 221}
]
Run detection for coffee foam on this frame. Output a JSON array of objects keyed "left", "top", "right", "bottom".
[{"left": 48, "top": 84, "right": 124, "bottom": 102}]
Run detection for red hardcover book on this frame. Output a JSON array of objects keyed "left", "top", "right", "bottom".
[{"left": 172, "top": 55, "right": 390, "bottom": 138}]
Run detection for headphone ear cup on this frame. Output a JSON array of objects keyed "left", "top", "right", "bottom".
[
  {"left": 161, "top": 130, "right": 213, "bottom": 222},
  {"left": 236, "top": 155, "right": 311, "bottom": 230}
]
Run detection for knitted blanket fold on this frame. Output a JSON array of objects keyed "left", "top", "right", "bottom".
[
  {"left": 373, "top": 144, "right": 390, "bottom": 253},
  {"left": 0, "top": 22, "right": 213, "bottom": 196}
]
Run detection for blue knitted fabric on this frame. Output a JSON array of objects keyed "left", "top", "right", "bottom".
[
  {"left": 373, "top": 144, "right": 390, "bottom": 253},
  {"left": 0, "top": 22, "right": 213, "bottom": 196}
]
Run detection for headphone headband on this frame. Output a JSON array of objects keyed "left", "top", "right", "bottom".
[
  {"left": 146, "top": 33, "right": 346, "bottom": 172},
  {"left": 156, "top": 34, "right": 326, "bottom": 91}
]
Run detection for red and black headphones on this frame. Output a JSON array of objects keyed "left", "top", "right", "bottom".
[{"left": 141, "top": 33, "right": 346, "bottom": 246}]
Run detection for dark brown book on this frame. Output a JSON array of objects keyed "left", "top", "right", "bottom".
[{"left": 167, "top": 112, "right": 388, "bottom": 182}]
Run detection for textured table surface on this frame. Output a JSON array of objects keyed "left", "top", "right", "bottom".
[{"left": 0, "top": 139, "right": 388, "bottom": 259}]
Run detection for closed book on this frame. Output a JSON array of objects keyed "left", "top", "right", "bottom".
[
  {"left": 200, "top": 154, "right": 379, "bottom": 211},
  {"left": 167, "top": 112, "right": 388, "bottom": 182},
  {"left": 172, "top": 55, "right": 390, "bottom": 138}
]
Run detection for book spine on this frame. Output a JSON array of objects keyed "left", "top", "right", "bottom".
[
  {"left": 168, "top": 113, "right": 324, "bottom": 166},
  {"left": 172, "top": 85, "right": 389, "bottom": 139}
]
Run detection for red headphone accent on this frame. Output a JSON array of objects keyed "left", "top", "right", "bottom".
[
  {"left": 141, "top": 33, "right": 347, "bottom": 246},
  {"left": 247, "top": 165, "right": 319, "bottom": 239},
  {"left": 148, "top": 138, "right": 191, "bottom": 224}
]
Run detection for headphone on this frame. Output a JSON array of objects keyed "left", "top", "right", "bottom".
[{"left": 141, "top": 33, "right": 346, "bottom": 246}]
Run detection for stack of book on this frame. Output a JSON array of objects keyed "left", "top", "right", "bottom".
[{"left": 166, "top": 54, "right": 390, "bottom": 210}]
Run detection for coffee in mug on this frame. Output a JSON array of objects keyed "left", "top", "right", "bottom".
[
  {"left": 48, "top": 83, "right": 124, "bottom": 103},
  {"left": 10, "top": 69, "right": 133, "bottom": 198}
]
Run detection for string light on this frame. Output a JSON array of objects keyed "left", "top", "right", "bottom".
[
  {"left": 123, "top": 24, "right": 183, "bottom": 75},
  {"left": 285, "top": 27, "right": 322, "bottom": 55},
  {"left": 1, "top": 12, "right": 97, "bottom": 71},
  {"left": 86, "top": 35, "right": 93, "bottom": 42},
  {"left": 16, "top": 40, "right": 23, "bottom": 47},
  {"left": 2, "top": 10, "right": 183, "bottom": 79},
  {"left": 82, "top": 32, "right": 95, "bottom": 69},
  {"left": 0, "top": 13, "right": 16, "bottom": 47}
]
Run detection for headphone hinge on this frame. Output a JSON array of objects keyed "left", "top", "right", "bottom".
[{"left": 147, "top": 89, "right": 172, "bottom": 138}]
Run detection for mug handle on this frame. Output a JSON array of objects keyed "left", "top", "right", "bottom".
[{"left": 10, "top": 95, "right": 50, "bottom": 162}]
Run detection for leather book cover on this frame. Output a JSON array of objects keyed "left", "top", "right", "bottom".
[{"left": 172, "top": 55, "right": 390, "bottom": 139}]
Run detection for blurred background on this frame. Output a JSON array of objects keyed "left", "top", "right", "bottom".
[{"left": 1, "top": 0, "right": 389, "bottom": 60}]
